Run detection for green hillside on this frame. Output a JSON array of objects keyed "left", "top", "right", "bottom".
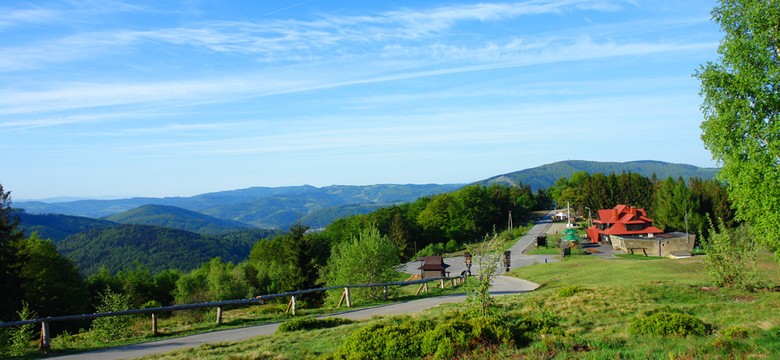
[
  {"left": 481, "top": 160, "right": 719, "bottom": 191},
  {"left": 56, "top": 224, "right": 273, "bottom": 275},
  {"left": 105, "top": 204, "right": 255, "bottom": 235},
  {"left": 14, "top": 210, "right": 118, "bottom": 242}
]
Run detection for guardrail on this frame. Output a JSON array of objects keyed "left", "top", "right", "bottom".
[{"left": 0, "top": 274, "right": 466, "bottom": 351}]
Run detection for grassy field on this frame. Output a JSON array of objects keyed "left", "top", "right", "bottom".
[
  {"left": 136, "top": 254, "right": 780, "bottom": 359},
  {"left": 26, "top": 273, "right": 466, "bottom": 358}
]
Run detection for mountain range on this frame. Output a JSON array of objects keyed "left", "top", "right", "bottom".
[{"left": 13, "top": 160, "right": 719, "bottom": 275}]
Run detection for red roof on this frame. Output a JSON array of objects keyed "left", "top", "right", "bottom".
[{"left": 586, "top": 204, "right": 662, "bottom": 243}]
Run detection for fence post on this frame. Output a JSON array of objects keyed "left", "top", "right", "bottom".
[
  {"left": 344, "top": 288, "right": 351, "bottom": 308},
  {"left": 40, "top": 321, "right": 50, "bottom": 352},
  {"left": 151, "top": 313, "right": 158, "bottom": 335},
  {"left": 440, "top": 279, "right": 445, "bottom": 289},
  {"left": 290, "top": 296, "right": 297, "bottom": 315},
  {"left": 383, "top": 285, "right": 388, "bottom": 300},
  {"left": 216, "top": 307, "right": 223, "bottom": 325}
]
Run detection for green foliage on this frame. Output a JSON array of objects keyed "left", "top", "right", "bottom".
[
  {"left": 414, "top": 242, "right": 444, "bottom": 258},
  {"left": 557, "top": 285, "right": 585, "bottom": 298},
  {"left": 420, "top": 318, "right": 473, "bottom": 359},
  {"left": 628, "top": 312, "right": 711, "bottom": 337},
  {"left": 16, "top": 233, "right": 89, "bottom": 318},
  {"left": 5, "top": 302, "right": 37, "bottom": 356},
  {"left": 57, "top": 224, "right": 259, "bottom": 275},
  {"left": 174, "top": 258, "right": 253, "bottom": 304},
  {"left": 324, "top": 225, "right": 400, "bottom": 303},
  {"left": 702, "top": 221, "right": 765, "bottom": 290},
  {"left": 0, "top": 183, "right": 25, "bottom": 321},
  {"left": 105, "top": 204, "right": 255, "bottom": 234},
  {"left": 276, "top": 316, "right": 355, "bottom": 333},
  {"left": 332, "top": 311, "right": 525, "bottom": 360},
  {"left": 696, "top": 0, "right": 780, "bottom": 257},
  {"left": 251, "top": 222, "right": 330, "bottom": 302},
  {"left": 481, "top": 160, "right": 718, "bottom": 194},
  {"left": 90, "top": 288, "right": 133, "bottom": 342},
  {"left": 466, "top": 230, "right": 504, "bottom": 317},
  {"left": 338, "top": 318, "right": 429, "bottom": 360},
  {"left": 15, "top": 210, "right": 117, "bottom": 242}
]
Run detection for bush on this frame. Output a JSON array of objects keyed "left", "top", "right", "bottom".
[
  {"left": 333, "top": 310, "right": 526, "bottom": 359},
  {"left": 702, "top": 222, "right": 766, "bottom": 291},
  {"left": 628, "top": 312, "right": 711, "bottom": 337},
  {"left": 276, "top": 316, "right": 355, "bottom": 333},
  {"left": 415, "top": 243, "right": 444, "bottom": 258},
  {"left": 333, "top": 317, "right": 432, "bottom": 360},
  {"left": 420, "top": 319, "right": 472, "bottom": 359},
  {"left": 712, "top": 326, "right": 751, "bottom": 351},
  {"left": 89, "top": 288, "right": 134, "bottom": 342},
  {"left": 558, "top": 285, "right": 585, "bottom": 297}
]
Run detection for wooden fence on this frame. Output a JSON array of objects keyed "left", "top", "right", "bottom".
[{"left": 0, "top": 275, "right": 466, "bottom": 351}]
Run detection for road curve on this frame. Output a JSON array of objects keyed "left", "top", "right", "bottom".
[{"left": 51, "top": 214, "right": 555, "bottom": 360}]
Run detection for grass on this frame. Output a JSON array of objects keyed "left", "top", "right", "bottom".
[
  {"left": 24, "top": 275, "right": 468, "bottom": 358},
  {"left": 131, "top": 254, "right": 780, "bottom": 359}
]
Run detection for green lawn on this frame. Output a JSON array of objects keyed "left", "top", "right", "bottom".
[{"left": 134, "top": 255, "right": 780, "bottom": 359}]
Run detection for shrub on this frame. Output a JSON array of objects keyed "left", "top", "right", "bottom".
[
  {"left": 628, "top": 312, "right": 711, "bottom": 337},
  {"left": 333, "top": 310, "right": 527, "bottom": 359},
  {"left": 712, "top": 326, "right": 751, "bottom": 350},
  {"left": 333, "top": 317, "right": 432, "bottom": 360},
  {"left": 702, "top": 221, "right": 766, "bottom": 291},
  {"left": 558, "top": 285, "right": 585, "bottom": 297},
  {"left": 89, "top": 288, "right": 134, "bottom": 342},
  {"left": 276, "top": 316, "right": 355, "bottom": 333},
  {"left": 5, "top": 302, "right": 37, "bottom": 356},
  {"left": 420, "top": 319, "right": 472, "bottom": 359}
]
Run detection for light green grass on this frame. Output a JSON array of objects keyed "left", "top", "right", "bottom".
[{"left": 136, "top": 255, "right": 780, "bottom": 359}]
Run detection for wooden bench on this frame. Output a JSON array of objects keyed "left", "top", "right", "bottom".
[{"left": 627, "top": 247, "right": 648, "bottom": 256}]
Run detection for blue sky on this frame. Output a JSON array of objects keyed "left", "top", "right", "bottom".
[{"left": 1, "top": 0, "right": 721, "bottom": 200}]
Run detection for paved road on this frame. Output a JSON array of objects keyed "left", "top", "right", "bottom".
[
  {"left": 50, "top": 276, "right": 537, "bottom": 360},
  {"left": 51, "top": 215, "right": 555, "bottom": 360},
  {"left": 401, "top": 211, "right": 559, "bottom": 276}
]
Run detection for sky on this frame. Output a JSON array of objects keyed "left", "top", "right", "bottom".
[{"left": 1, "top": 0, "right": 723, "bottom": 200}]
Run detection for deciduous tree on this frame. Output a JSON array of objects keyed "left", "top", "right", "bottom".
[{"left": 695, "top": 0, "right": 780, "bottom": 255}]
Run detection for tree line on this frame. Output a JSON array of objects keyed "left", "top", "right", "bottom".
[
  {"left": 546, "top": 171, "right": 735, "bottom": 239},
  {"left": 0, "top": 173, "right": 736, "bottom": 335},
  {"left": 0, "top": 182, "right": 541, "bottom": 324}
]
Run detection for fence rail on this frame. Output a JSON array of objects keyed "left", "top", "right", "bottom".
[{"left": 0, "top": 274, "right": 466, "bottom": 351}]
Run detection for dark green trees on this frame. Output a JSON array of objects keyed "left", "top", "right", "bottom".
[{"left": 1, "top": 183, "right": 25, "bottom": 320}]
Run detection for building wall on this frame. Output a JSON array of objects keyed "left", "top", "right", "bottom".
[{"left": 610, "top": 234, "right": 695, "bottom": 257}]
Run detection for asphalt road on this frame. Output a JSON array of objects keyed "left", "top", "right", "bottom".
[{"left": 50, "top": 214, "right": 555, "bottom": 360}]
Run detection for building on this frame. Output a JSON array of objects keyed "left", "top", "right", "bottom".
[
  {"left": 585, "top": 204, "right": 663, "bottom": 244},
  {"left": 417, "top": 256, "right": 450, "bottom": 279},
  {"left": 610, "top": 232, "right": 696, "bottom": 258}
]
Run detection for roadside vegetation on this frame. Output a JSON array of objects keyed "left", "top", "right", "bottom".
[{"left": 131, "top": 255, "right": 780, "bottom": 359}]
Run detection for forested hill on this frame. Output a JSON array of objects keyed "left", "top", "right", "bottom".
[
  {"left": 15, "top": 210, "right": 118, "bottom": 242},
  {"left": 105, "top": 204, "right": 254, "bottom": 235},
  {"left": 480, "top": 160, "right": 719, "bottom": 191},
  {"left": 56, "top": 224, "right": 276, "bottom": 275},
  {"left": 16, "top": 183, "right": 463, "bottom": 229}
]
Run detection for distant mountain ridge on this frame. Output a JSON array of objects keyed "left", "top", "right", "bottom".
[
  {"left": 16, "top": 184, "right": 464, "bottom": 229},
  {"left": 14, "top": 161, "right": 719, "bottom": 230},
  {"left": 479, "top": 160, "right": 719, "bottom": 191}
]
